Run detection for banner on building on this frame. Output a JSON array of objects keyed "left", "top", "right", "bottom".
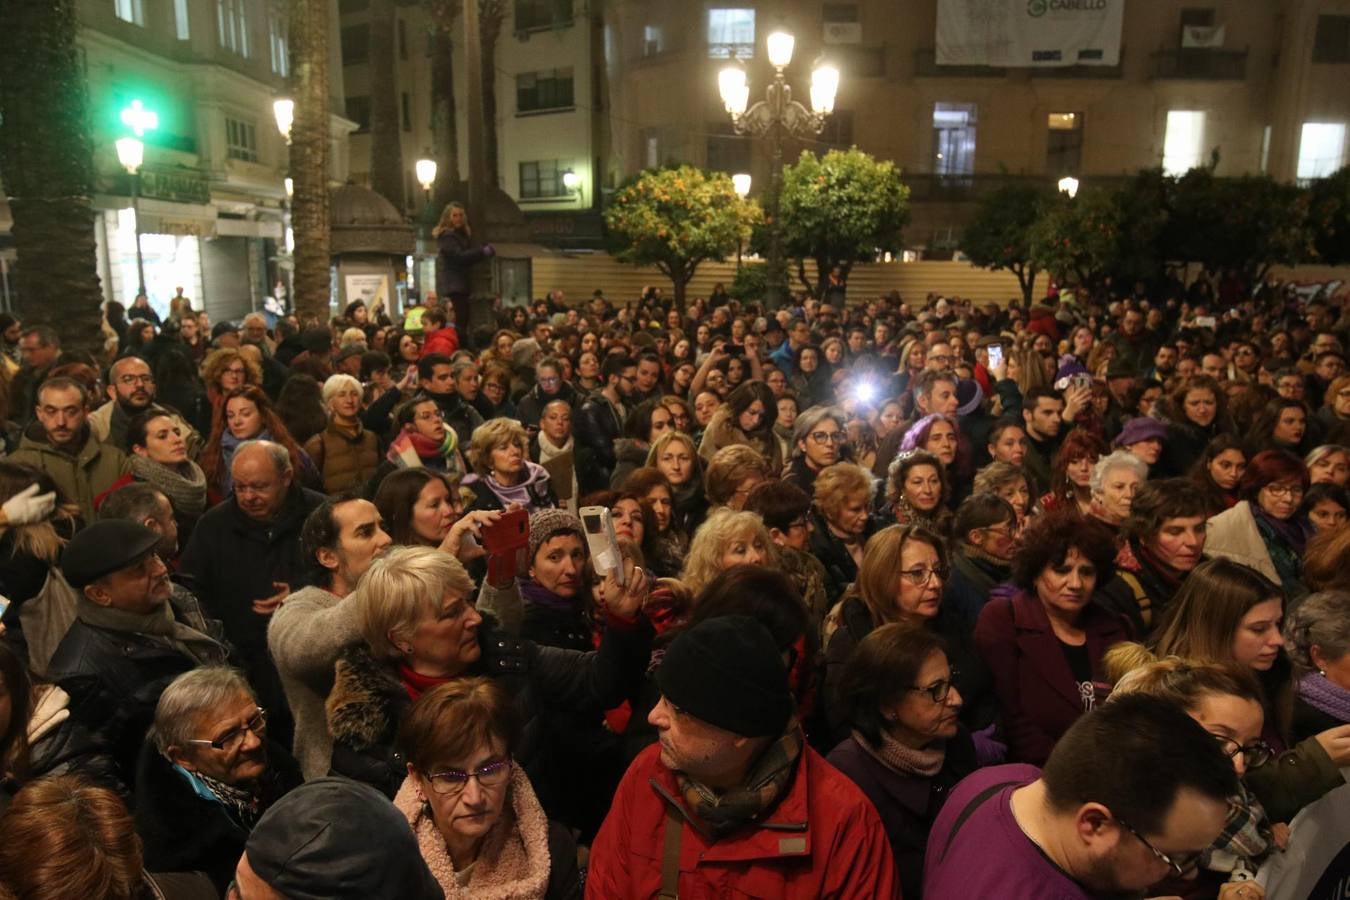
[
  {"left": 936, "top": 0, "right": 1124, "bottom": 67},
  {"left": 1181, "top": 24, "right": 1226, "bottom": 48}
]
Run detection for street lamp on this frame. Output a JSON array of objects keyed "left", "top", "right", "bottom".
[
  {"left": 1057, "top": 176, "right": 1080, "bottom": 198},
  {"left": 719, "top": 30, "right": 838, "bottom": 309},
  {"left": 414, "top": 155, "right": 439, "bottom": 300},
  {"left": 115, "top": 136, "right": 148, "bottom": 298},
  {"left": 732, "top": 173, "right": 751, "bottom": 272},
  {"left": 273, "top": 98, "right": 294, "bottom": 142},
  {"left": 561, "top": 169, "right": 584, "bottom": 206}
]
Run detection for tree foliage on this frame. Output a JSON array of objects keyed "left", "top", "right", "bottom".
[
  {"left": 1028, "top": 182, "right": 1166, "bottom": 290},
  {"left": 960, "top": 182, "right": 1052, "bottom": 304},
  {"left": 1163, "top": 169, "right": 1309, "bottom": 282},
  {"left": 779, "top": 148, "right": 910, "bottom": 298},
  {"left": 1305, "top": 166, "right": 1350, "bottom": 266},
  {"left": 604, "top": 166, "right": 761, "bottom": 303}
]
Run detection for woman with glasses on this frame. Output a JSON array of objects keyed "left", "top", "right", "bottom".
[
  {"left": 1204, "top": 450, "right": 1311, "bottom": 598},
  {"left": 784, "top": 405, "right": 849, "bottom": 494},
  {"left": 1145, "top": 558, "right": 1350, "bottom": 825},
  {"left": 975, "top": 509, "right": 1129, "bottom": 765},
  {"left": 944, "top": 493, "right": 1019, "bottom": 629},
  {"left": 828, "top": 622, "right": 975, "bottom": 900},
  {"left": 134, "top": 666, "right": 300, "bottom": 892},
  {"left": 394, "top": 678, "right": 581, "bottom": 898},
  {"left": 697, "top": 381, "right": 782, "bottom": 476},
  {"left": 1106, "top": 656, "right": 1284, "bottom": 898},
  {"left": 201, "top": 348, "right": 262, "bottom": 416}
]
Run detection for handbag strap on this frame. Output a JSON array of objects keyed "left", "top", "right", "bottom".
[
  {"left": 938, "top": 781, "right": 1020, "bottom": 862},
  {"left": 658, "top": 802, "right": 683, "bottom": 899}
]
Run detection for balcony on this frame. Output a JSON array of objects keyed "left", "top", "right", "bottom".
[
  {"left": 1149, "top": 48, "right": 1248, "bottom": 80},
  {"left": 913, "top": 48, "right": 1006, "bottom": 78},
  {"left": 1030, "top": 49, "right": 1126, "bottom": 79}
]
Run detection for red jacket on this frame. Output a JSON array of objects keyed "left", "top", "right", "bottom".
[
  {"left": 587, "top": 741, "right": 901, "bottom": 899},
  {"left": 419, "top": 325, "right": 459, "bottom": 358}
]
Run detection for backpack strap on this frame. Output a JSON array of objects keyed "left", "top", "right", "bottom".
[
  {"left": 938, "top": 780, "right": 1020, "bottom": 863},
  {"left": 658, "top": 801, "right": 682, "bottom": 899}
]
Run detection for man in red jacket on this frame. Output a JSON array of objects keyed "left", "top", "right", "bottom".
[
  {"left": 418, "top": 306, "right": 459, "bottom": 358},
  {"left": 587, "top": 616, "right": 900, "bottom": 899}
]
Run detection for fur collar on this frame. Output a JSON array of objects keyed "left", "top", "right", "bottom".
[
  {"left": 393, "top": 767, "right": 552, "bottom": 899},
  {"left": 326, "top": 645, "right": 407, "bottom": 754}
]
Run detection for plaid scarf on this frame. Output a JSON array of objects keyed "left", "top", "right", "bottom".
[
  {"left": 1204, "top": 784, "right": 1274, "bottom": 874},
  {"left": 675, "top": 726, "right": 803, "bottom": 839}
]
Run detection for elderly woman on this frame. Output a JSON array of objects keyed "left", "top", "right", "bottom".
[
  {"left": 784, "top": 404, "right": 849, "bottom": 494},
  {"left": 327, "top": 546, "right": 650, "bottom": 799},
  {"left": 133, "top": 667, "right": 301, "bottom": 892},
  {"left": 645, "top": 430, "right": 706, "bottom": 538},
  {"left": 1088, "top": 449, "right": 1146, "bottom": 528},
  {"left": 1305, "top": 444, "right": 1350, "bottom": 487},
  {"left": 1205, "top": 449, "right": 1311, "bottom": 597},
  {"left": 703, "top": 443, "right": 769, "bottom": 511},
  {"left": 678, "top": 508, "right": 774, "bottom": 597},
  {"left": 975, "top": 509, "right": 1129, "bottom": 765},
  {"left": 697, "top": 381, "right": 782, "bottom": 475},
  {"left": 971, "top": 460, "right": 1032, "bottom": 528},
  {"left": 463, "top": 417, "right": 556, "bottom": 514},
  {"left": 886, "top": 449, "right": 950, "bottom": 533},
  {"left": 1283, "top": 590, "right": 1350, "bottom": 742},
  {"left": 810, "top": 462, "right": 879, "bottom": 605},
  {"left": 394, "top": 679, "right": 581, "bottom": 898},
  {"left": 827, "top": 623, "right": 976, "bottom": 900},
  {"left": 303, "top": 374, "right": 380, "bottom": 494}
]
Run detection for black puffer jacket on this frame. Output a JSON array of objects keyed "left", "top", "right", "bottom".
[{"left": 326, "top": 615, "right": 652, "bottom": 805}]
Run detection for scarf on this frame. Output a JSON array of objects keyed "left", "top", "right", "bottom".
[
  {"left": 398, "top": 663, "right": 452, "bottom": 703},
  {"left": 393, "top": 768, "right": 552, "bottom": 900},
  {"left": 387, "top": 428, "right": 461, "bottom": 475},
  {"left": 75, "top": 593, "right": 224, "bottom": 665},
  {"left": 1252, "top": 504, "right": 1308, "bottom": 555},
  {"left": 219, "top": 428, "right": 275, "bottom": 496},
  {"left": 854, "top": 729, "right": 945, "bottom": 778},
  {"left": 519, "top": 579, "right": 578, "bottom": 615},
  {"left": 675, "top": 726, "right": 803, "bottom": 839},
  {"left": 128, "top": 455, "right": 208, "bottom": 516},
  {"left": 893, "top": 496, "right": 940, "bottom": 533},
  {"left": 466, "top": 461, "right": 550, "bottom": 510},
  {"left": 1204, "top": 783, "right": 1275, "bottom": 874},
  {"left": 172, "top": 763, "right": 271, "bottom": 832},
  {"left": 1299, "top": 672, "right": 1350, "bottom": 723},
  {"left": 535, "top": 433, "right": 577, "bottom": 513},
  {"left": 1132, "top": 541, "right": 1184, "bottom": 592}
]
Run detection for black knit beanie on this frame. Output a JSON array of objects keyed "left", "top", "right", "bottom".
[{"left": 656, "top": 615, "right": 793, "bottom": 738}]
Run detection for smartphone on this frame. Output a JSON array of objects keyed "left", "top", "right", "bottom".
[
  {"left": 1194, "top": 316, "right": 1217, "bottom": 329},
  {"left": 480, "top": 508, "right": 529, "bottom": 556},
  {"left": 987, "top": 344, "right": 1004, "bottom": 370},
  {"left": 0, "top": 596, "right": 9, "bottom": 620},
  {"left": 580, "top": 506, "right": 626, "bottom": 586}
]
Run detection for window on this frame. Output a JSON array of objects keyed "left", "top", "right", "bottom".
[
  {"left": 643, "top": 129, "right": 660, "bottom": 168},
  {"left": 933, "top": 103, "right": 977, "bottom": 177},
  {"left": 1047, "top": 112, "right": 1083, "bottom": 176},
  {"left": 707, "top": 8, "right": 755, "bottom": 59},
  {"left": 217, "top": 0, "right": 249, "bottom": 56},
  {"left": 1314, "top": 15, "right": 1350, "bottom": 63},
  {"left": 174, "top": 0, "right": 189, "bottom": 39},
  {"left": 1162, "top": 110, "right": 1205, "bottom": 175},
  {"left": 346, "top": 96, "right": 371, "bottom": 133},
  {"left": 401, "top": 92, "right": 412, "bottom": 131},
  {"left": 515, "top": 0, "right": 572, "bottom": 32},
  {"left": 114, "top": 0, "right": 144, "bottom": 26},
  {"left": 520, "top": 160, "right": 568, "bottom": 199},
  {"left": 225, "top": 117, "right": 258, "bottom": 162},
  {"left": 341, "top": 24, "right": 370, "bottom": 65},
  {"left": 517, "top": 68, "right": 575, "bottom": 114},
  {"left": 398, "top": 17, "right": 408, "bottom": 60},
  {"left": 269, "top": 15, "right": 289, "bottom": 76},
  {"left": 1297, "top": 122, "right": 1346, "bottom": 181},
  {"left": 1260, "top": 125, "right": 1272, "bottom": 173},
  {"left": 643, "top": 25, "right": 665, "bottom": 57}
]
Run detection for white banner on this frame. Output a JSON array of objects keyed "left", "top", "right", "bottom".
[
  {"left": 1182, "top": 24, "right": 1226, "bottom": 48},
  {"left": 936, "top": 0, "right": 1124, "bottom": 67}
]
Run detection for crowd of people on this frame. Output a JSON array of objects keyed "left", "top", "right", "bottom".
[{"left": 0, "top": 260, "right": 1345, "bottom": 899}]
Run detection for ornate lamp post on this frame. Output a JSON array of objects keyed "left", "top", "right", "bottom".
[
  {"left": 718, "top": 30, "right": 838, "bottom": 309},
  {"left": 274, "top": 99, "right": 296, "bottom": 310},
  {"left": 414, "top": 156, "right": 438, "bottom": 300},
  {"left": 732, "top": 173, "right": 751, "bottom": 272},
  {"left": 115, "top": 136, "right": 147, "bottom": 298}
]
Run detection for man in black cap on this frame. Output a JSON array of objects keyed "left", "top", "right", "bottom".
[
  {"left": 588, "top": 616, "right": 899, "bottom": 898},
  {"left": 228, "top": 777, "right": 443, "bottom": 900},
  {"left": 46, "top": 519, "right": 229, "bottom": 785}
]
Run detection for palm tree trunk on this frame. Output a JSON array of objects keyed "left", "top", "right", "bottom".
[
  {"left": 0, "top": 0, "right": 104, "bottom": 357},
  {"left": 480, "top": 0, "right": 504, "bottom": 188},
  {"left": 289, "top": 0, "right": 332, "bottom": 325},
  {"left": 367, "top": 0, "right": 405, "bottom": 210},
  {"left": 426, "top": 9, "right": 461, "bottom": 207}
]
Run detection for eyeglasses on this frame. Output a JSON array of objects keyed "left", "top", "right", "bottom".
[
  {"left": 223, "top": 366, "right": 247, "bottom": 376},
  {"left": 907, "top": 670, "right": 960, "bottom": 704},
  {"left": 424, "top": 758, "right": 512, "bottom": 796},
  {"left": 1264, "top": 483, "right": 1304, "bottom": 499},
  {"left": 787, "top": 517, "right": 811, "bottom": 532},
  {"left": 185, "top": 707, "right": 267, "bottom": 752},
  {"left": 809, "top": 430, "right": 847, "bottom": 444},
  {"left": 1213, "top": 734, "right": 1273, "bottom": 769},
  {"left": 414, "top": 409, "right": 445, "bottom": 421},
  {"left": 117, "top": 374, "right": 155, "bottom": 386},
  {"left": 538, "top": 376, "right": 561, "bottom": 386},
  {"left": 899, "top": 565, "right": 949, "bottom": 585},
  {"left": 1114, "top": 817, "right": 1200, "bottom": 877}
]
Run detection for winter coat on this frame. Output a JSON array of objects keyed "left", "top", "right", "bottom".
[
  {"left": 463, "top": 461, "right": 557, "bottom": 515},
  {"left": 428, "top": 390, "right": 484, "bottom": 449},
  {"left": 974, "top": 589, "right": 1130, "bottom": 766},
  {"left": 578, "top": 393, "right": 624, "bottom": 472},
  {"left": 420, "top": 325, "right": 460, "bottom": 358},
  {"left": 697, "top": 410, "right": 784, "bottom": 475},
  {"left": 608, "top": 438, "right": 650, "bottom": 491},
  {"left": 1203, "top": 501, "right": 1280, "bottom": 584},
  {"left": 89, "top": 402, "right": 203, "bottom": 460},
  {"left": 436, "top": 228, "right": 490, "bottom": 297},
  {"left": 807, "top": 509, "right": 873, "bottom": 606},
  {"left": 1097, "top": 539, "right": 1184, "bottom": 638},
  {"left": 943, "top": 547, "right": 1011, "bottom": 630},
  {"left": 266, "top": 585, "right": 362, "bottom": 780},
  {"left": 133, "top": 739, "right": 302, "bottom": 892},
  {"left": 516, "top": 382, "right": 581, "bottom": 432},
  {"left": 45, "top": 586, "right": 229, "bottom": 786},
  {"left": 586, "top": 741, "right": 901, "bottom": 899},
  {"left": 1245, "top": 731, "right": 1346, "bottom": 825},
  {"left": 827, "top": 730, "right": 978, "bottom": 900},
  {"left": 8, "top": 425, "right": 128, "bottom": 524},
  {"left": 326, "top": 614, "right": 652, "bottom": 802},
  {"left": 303, "top": 418, "right": 380, "bottom": 494},
  {"left": 1156, "top": 419, "right": 1221, "bottom": 480},
  {"left": 24, "top": 683, "right": 123, "bottom": 793}
]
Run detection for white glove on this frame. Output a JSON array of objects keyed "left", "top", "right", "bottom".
[{"left": 2, "top": 483, "right": 57, "bottom": 526}]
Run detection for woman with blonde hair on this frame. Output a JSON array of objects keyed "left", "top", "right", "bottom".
[
  {"left": 462, "top": 417, "right": 555, "bottom": 514},
  {"left": 646, "top": 430, "right": 706, "bottom": 539},
  {"left": 678, "top": 508, "right": 774, "bottom": 596},
  {"left": 433, "top": 201, "right": 494, "bottom": 339},
  {"left": 304, "top": 374, "right": 379, "bottom": 494},
  {"left": 703, "top": 444, "right": 768, "bottom": 511},
  {"left": 810, "top": 462, "right": 879, "bottom": 605}
]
